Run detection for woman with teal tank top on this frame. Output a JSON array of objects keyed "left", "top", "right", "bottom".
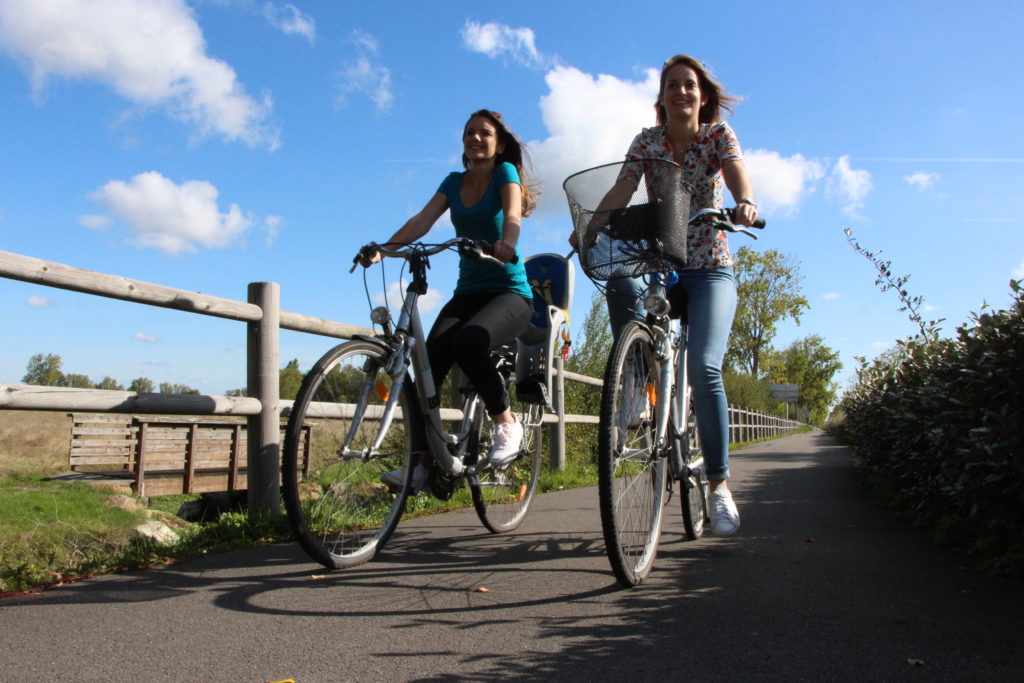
[{"left": 362, "top": 109, "right": 537, "bottom": 492}]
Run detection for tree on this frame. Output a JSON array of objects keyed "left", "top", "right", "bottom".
[
  {"left": 129, "top": 377, "right": 154, "bottom": 393},
  {"left": 561, "top": 293, "right": 613, "bottom": 466},
  {"left": 159, "top": 382, "right": 199, "bottom": 395},
  {"left": 63, "top": 373, "right": 94, "bottom": 388},
  {"left": 96, "top": 377, "right": 125, "bottom": 391},
  {"left": 727, "top": 247, "right": 809, "bottom": 378},
  {"left": 280, "top": 359, "right": 304, "bottom": 400},
  {"left": 772, "top": 334, "right": 842, "bottom": 426},
  {"left": 23, "top": 353, "right": 64, "bottom": 386}
]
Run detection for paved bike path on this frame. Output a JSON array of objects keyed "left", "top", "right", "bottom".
[{"left": 2, "top": 431, "right": 1022, "bottom": 682}]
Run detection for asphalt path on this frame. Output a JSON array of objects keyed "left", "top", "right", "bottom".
[{"left": 1, "top": 430, "right": 1022, "bottom": 682}]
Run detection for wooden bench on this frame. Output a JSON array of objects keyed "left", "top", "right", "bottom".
[{"left": 69, "top": 413, "right": 311, "bottom": 497}]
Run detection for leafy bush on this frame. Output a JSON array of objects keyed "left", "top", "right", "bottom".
[{"left": 831, "top": 281, "right": 1024, "bottom": 576}]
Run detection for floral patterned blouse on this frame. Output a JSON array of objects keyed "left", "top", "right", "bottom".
[{"left": 618, "top": 121, "right": 743, "bottom": 269}]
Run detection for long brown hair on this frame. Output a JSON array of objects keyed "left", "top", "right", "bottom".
[
  {"left": 655, "top": 55, "right": 741, "bottom": 126},
  {"left": 461, "top": 109, "right": 538, "bottom": 217}
]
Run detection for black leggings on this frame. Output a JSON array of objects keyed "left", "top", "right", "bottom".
[{"left": 426, "top": 291, "right": 533, "bottom": 415}]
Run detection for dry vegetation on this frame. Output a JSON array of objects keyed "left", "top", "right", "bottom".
[{"left": 0, "top": 409, "right": 70, "bottom": 477}]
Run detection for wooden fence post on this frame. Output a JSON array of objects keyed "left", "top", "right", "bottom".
[
  {"left": 247, "top": 282, "right": 280, "bottom": 518},
  {"left": 550, "top": 356, "right": 566, "bottom": 470}
]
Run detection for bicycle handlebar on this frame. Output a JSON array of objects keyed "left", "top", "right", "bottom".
[
  {"left": 350, "top": 237, "right": 518, "bottom": 273},
  {"left": 690, "top": 207, "right": 766, "bottom": 240}
]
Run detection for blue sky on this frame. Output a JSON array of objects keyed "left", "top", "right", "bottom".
[{"left": 1, "top": 0, "right": 1022, "bottom": 397}]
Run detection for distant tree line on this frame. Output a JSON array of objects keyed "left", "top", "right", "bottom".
[
  {"left": 19, "top": 353, "right": 306, "bottom": 399},
  {"left": 21, "top": 353, "right": 199, "bottom": 394}
]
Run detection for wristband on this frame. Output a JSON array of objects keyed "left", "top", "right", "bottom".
[{"left": 737, "top": 198, "right": 757, "bottom": 208}]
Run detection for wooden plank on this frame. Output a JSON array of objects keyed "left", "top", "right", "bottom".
[
  {"left": 135, "top": 422, "right": 148, "bottom": 497},
  {"left": 69, "top": 456, "right": 135, "bottom": 466},
  {"left": 0, "top": 249, "right": 262, "bottom": 321},
  {"left": 184, "top": 423, "right": 197, "bottom": 493},
  {"left": 229, "top": 424, "right": 241, "bottom": 491}
]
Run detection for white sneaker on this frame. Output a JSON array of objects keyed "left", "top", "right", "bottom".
[
  {"left": 487, "top": 419, "right": 523, "bottom": 467},
  {"left": 709, "top": 487, "right": 740, "bottom": 536},
  {"left": 380, "top": 463, "right": 429, "bottom": 492}
]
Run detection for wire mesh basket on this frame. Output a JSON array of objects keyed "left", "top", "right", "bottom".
[{"left": 563, "top": 159, "right": 692, "bottom": 280}]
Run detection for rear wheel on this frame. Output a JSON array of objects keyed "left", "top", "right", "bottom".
[
  {"left": 597, "top": 321, "right": 666, "bottom": 587},
  {"left": 470, "top": 351, "right": 542, "bottom": 533},
  {"left": 282, "top": 340, "right": 422, "bottom": 569}
]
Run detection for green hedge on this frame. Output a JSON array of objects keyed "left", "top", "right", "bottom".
[{"left": 829, "top": 281, "right": 1024, "bottom": 577}]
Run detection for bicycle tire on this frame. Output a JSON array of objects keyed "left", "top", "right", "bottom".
[
  {"left": 282, "top": 339, "right": 423, "bottom": 569},
  {"left": 680, "top": 396, "right": 708, "bottom": 540},
  {"left": 469, "top": 356, "right": 542, "bottom": 533},
  {"left": 597, "top": 321, "right": 667, "bottom": 587}
]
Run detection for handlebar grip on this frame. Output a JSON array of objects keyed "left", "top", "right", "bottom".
[
  {"left": 752, "top": 218, "right": 766, "bottom": 229},
  {"left": 468, "top": 239, "right": 519, "bottom": 265}
]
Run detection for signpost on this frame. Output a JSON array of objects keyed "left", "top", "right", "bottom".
[{"left": 769, "top": 383, "right": 799, "bottom": 418}]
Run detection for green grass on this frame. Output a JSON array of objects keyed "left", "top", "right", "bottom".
[
  {"left": 1, "top": 429, "right": 804, "bottom": 594},
  {"left": 0, "top": 476, "right": 289, "bottom": 594}
]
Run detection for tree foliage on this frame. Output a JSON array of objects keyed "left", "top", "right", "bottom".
[
  {"left": 22, "top": 353, "right": 64, "bottom": 386},
  {"left": 128, "top": 377, "right": 154, "bottom": 393},
  {"left": 562, "top": 292, "right": 612, "bottom": 466},
  {"left": 727, "top": 247, "right": 809, "bottom": 378},
  {"left": 772, "top": 334, "right": 842, "bottom": 426},
  {"left": 279, "top": 359, "right": 304, "bottom": 400}
]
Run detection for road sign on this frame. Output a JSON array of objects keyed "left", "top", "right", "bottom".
[{"left": 769, "top": 383, "right": 798, "bottom": 402}]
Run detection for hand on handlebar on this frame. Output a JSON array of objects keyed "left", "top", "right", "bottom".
[
  {"left": 491, "top": 239, "right": 517, "bottom": 264},
  {"left": 732, "top": 202, "right": 759, "bottom": 228},
  {"left": 352, "top": 242, "right": 382, "bottom": 271}
]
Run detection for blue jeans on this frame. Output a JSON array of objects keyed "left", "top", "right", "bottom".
[{"left": 606, "top": 268, "right": 737, "bottom": 480}]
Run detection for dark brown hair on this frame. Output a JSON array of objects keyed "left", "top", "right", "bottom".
[
  {"left": 462, "top": 109, "right": 537, "bottom": 216},
  {"left": 655, "top": 55, "right": 741, "bottom": 126}
]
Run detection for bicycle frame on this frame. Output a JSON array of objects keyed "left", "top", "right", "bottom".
[
  {"left": 643, "top": 272, "right": 699, "bottom": 480},
  {"left": 343, "top": 247, "right": 470, "bottom": 478}
]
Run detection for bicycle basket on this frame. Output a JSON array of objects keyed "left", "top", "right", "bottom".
[{"left": 563, "top": 159, "right": 692, "bottom": 280}]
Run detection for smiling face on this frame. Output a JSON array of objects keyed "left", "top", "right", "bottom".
[
  {"left": 660, "top": 63, "right": 706, "bottom": 127},
  {"left": 463, "top": 115, "right": 504, "bottom": 166}
]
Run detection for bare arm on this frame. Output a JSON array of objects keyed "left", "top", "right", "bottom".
[
  {"left": 722, "top": 158, "right": 759, "bottom": 227},
  {"left": 493, "top": 182, "right": 523, "bottom": 263},
  {"left": 363, "top": 192, "right": 449, "bottom": 265}
]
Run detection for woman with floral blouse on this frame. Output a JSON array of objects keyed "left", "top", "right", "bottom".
[{"left": 577, "top": 55, "right": 759, "bottom": 536}]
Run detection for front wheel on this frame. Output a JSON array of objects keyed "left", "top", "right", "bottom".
[
  {"left": 597, "top": 321, "right": 666, "bottom": 587},
  {"left": 469, "top": 359, "right": 542, "bottom": 533},
  {"left": 282, "top": 340, "right": 423, "bottom": 569},
  {"left": 680, "top": 396, "right": 708, "bottom": 540}
]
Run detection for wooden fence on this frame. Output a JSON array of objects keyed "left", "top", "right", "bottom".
[{"left": 1, "top": 248, "right": 801, "bottom": 514}]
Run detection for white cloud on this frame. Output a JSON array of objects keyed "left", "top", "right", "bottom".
[
  {"left": 821, "top": 292, "right": 841, "bottom": 301},
  {"left": 744, "top": 150, "right": 826, "bottom": 215},
  {"left": 78, "top": 214, "right": 111, "bottom": 230},
  {"left": 905, "top": 171, "right": 939, "bottom": 190},
  {"left": 1014, "top": 259, "right": 1024, "bottom": 278},
  {"left": 133, "top": 331, "right": 158, "bottom": 343},
  {"left": 372, "top": 278, "right": 443, "bottom": 313},
  {"left": 827, "top": 155, "right": 872, "bottom": 216},
  {"left": 87, "top": 171, "right": 255, "bottom": 255},
  {"left": 528, "top": 65, "right": 660, "bottom": 212},
  {"left": 337, "top": 30, "right": 392, "bottom": 110},
  {"left": 262, "top": 214, "right": 283, "bottom": 245},
  {"left": 462, "top": 20, "right": 546, "bottom": 68},
  {"left": 27, "top": 295, "right": 54, "bottom": 307},
  {"left": 0, "top": 0, "right": 279, "bottom": 149},
  {"left": 262, "top": 2, "right": 315, "bottom": 43}
]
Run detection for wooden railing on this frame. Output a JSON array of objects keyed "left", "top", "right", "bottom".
[{"left": 1, "top": 248, "right": 801, "bottom": 515}]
